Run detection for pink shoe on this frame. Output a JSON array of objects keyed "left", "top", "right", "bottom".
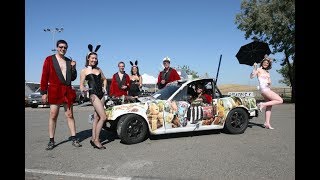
[{"left": 264, "top": 123, "right": 274, "bottom": 130}]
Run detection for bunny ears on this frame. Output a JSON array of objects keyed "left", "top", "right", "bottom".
[
  {"left": 263, "top": 54, "right": 273, "bottom": 62},
  {"left": 87, "top": 44, "right": 101, "bottom": 57},
  {"left": 88, "top": 44, "right": 101, "bottom": 53},
  {"left": 130, "top": 60, "right": 138, "bottom": 67}
]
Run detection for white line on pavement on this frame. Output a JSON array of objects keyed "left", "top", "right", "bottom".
[{"left": 25, "top": 168, "right": 131, "bottom": 180}]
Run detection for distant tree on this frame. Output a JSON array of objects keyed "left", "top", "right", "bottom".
[
  {"left": 203, "top": 72, "right": 210, "bottom": 78},
  {"left": 177, "top": 65, "right": 199, "bottom": 78},
  {"left": 235, "top": 0, "right": 295, "bottom": 102},
  {"left": 276, "top": 63, "right": 293, "bottom": 86}
]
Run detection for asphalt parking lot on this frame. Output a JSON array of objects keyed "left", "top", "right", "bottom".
[{"left": 25, "top": 103, "right": 295, "bottom": 180}]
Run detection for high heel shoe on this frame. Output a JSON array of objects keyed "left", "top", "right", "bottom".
[
  {"left": 265, "top": 126, "right": 274, "bottom": 130},
  {"left": 91, "top": 141, "right": 106, "bottom": 149},
  {"left": 90, "top": 140, "right": 95, "bottom": 147},
  {"left": 264, "top": 123, "right": 274, "bottom": 130}
]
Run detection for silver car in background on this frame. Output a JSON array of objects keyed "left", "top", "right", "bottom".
[
  {"left": 26, "top": 88, "right": 49, "bottom": 108},
  {"left": 27, "top": 86, "right": 83, "bottom": 108}
]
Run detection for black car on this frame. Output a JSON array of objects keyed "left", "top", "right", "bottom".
[{"left": 73, "top": 85, "right": 90, "bottom": 105}]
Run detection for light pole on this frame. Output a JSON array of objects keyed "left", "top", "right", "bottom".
[{"left": 44, "top": 27, "right": 64, "bottom": 52}]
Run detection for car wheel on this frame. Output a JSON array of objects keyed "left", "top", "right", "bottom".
[
  {"left": 117, "top": 114, "right": 148, "bottom": 144},
  {"left": 223, "top": 108, "right": 248, "bottom": 134}
]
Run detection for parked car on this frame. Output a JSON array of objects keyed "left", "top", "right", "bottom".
[
  {"left": 93, "top": 78, "right": 259, "bottom": 144},
  {"left": 26, "top": 86, "right": 84, "bottom": 108},
  {"left": 25, "top": 82, "right": 40, "bottom": 107},
  {"left": 72, "top": 85, "right": 90, "bottom": 104},
  {"left": 26, "top": 88, "right": 49, "bottom": 108}
]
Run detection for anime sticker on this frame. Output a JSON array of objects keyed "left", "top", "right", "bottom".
[
  {"left": 104, "top": 95, "right": 256, "bottom": 132},
  {"left": 104, "top": 103, "right": 146, "bottom": 120},
  {"left": 146, "top": 102, "right": 164, "bottom": 131}
]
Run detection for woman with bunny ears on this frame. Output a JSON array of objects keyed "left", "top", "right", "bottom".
[
  {"left": 80, "top": 44, "right": 107, "bottom": 149},
  {"left": 250, "top": 54, "right": 283, "bottom": 129},
  {"left": 128, "top": 60, "right": 143, "bottom": 98}
]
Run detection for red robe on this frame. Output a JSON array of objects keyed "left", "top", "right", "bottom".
[
  {"left": 109, "top": 72, "right": 130, "bottom": 97},
  {"left": 40, "top": 55, "right": 77, "bottom": 108},
  {"left": 203, "top": 94, "right": 212, "bottom": 104},
  {"left": 157, "top": 67, "right": 181, "bottom": 89}
]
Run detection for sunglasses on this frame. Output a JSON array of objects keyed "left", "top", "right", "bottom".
[{"left": 58, "top": 46, "right": 68, "bottom": 50}]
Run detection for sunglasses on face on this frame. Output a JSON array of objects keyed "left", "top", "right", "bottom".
[{"left": 58, "top": 46, "right": 68, "bottom": 50}]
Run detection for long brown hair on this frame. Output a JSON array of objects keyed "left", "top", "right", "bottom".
[{"left": 260, "top": 55, "right": 272, "bottom": 70}]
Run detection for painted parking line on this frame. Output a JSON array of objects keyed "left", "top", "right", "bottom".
[{"left": 25, "top": 168, "right": 131, "bottom": 180}]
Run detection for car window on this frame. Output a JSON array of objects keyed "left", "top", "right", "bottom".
[
  {"left": 214, "top": 86, "right": 222, "bottom": 98},
  {"left": 152, "top": 85, "right": 180, "bottom": 100},
  {"left": 172, "top": 86, "right": 188, "bottom": 101},
  {"left": 34, "top": 87, "right": 41, "bottom": 93}
]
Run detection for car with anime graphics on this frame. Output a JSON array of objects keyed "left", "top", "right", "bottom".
[{"left": 100, "top": 78, "right": 259, "bottom": 144}]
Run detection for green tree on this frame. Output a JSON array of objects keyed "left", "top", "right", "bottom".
[
  {"left": 177, "top": 65, "right": 199, "bottom": 79},
  {"left": 235, "top": 0, "right": 295, "bottom": 102},
  {"left": 276, "top": 63, "right": 294, "bottom": 86}
]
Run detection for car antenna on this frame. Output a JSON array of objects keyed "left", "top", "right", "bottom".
[{"left": 215, "top": 54, "right": 222, "bottom": 85}]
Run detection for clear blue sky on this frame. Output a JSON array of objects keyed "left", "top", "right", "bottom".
[{"left": 25, "top": 0, "right": 286, "bottom": 87}]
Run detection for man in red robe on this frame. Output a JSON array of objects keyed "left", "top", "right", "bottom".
[
  {"left": 109, "top": 61, "right": 130, "bottom": 98},
  {"left": 157, "top": 56, "right": 181, "bottom": 89},
  {"left": 40, "top": 39, "right": 82, "bottom": 150}
]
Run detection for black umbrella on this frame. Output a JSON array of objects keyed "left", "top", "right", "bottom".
[{"left": 236, "top": 41, "right": 271, "bottom": 66}]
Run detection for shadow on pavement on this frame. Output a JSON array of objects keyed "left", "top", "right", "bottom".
[
  {"left": 248, "top": 122, "right": 265, "bottom": 129},
  {"left": 149, "top": 129, "right": 221, "bottom": 141}
]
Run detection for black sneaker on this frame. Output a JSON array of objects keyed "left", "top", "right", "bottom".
[
  {"left": 72, "top": 138, "right": 82, "bottom": 147},
  {"left": 46, "top": 141, "right": 55, "bottom": 150}
]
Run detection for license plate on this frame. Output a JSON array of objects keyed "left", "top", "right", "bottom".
[{"left": 32, "top": 100, "right": 37, "bottom": 103}]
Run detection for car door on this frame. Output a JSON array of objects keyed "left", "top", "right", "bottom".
[{"left": 163, "top": 79, "right": 217, "bottom": 132}]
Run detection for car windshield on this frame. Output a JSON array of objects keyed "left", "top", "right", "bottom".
[
  {"left": 152, "top": 84, "right": 181, "bottom": 100},
  {"left": 34, "top": 87, "right": 41, "bottom": 93}
]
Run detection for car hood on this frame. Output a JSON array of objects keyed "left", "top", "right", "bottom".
[
  {"left": 137, "top": 96, "right": 156, "bottom": 103},
  {"left": 105, "top": 98, "right": 166, "bottom": 120}
]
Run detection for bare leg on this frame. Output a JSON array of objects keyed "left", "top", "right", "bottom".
[
  {"left": 260, "top": 90, "right": 282, "bottom": 129},
  {"left": 260, "top": 90, "right": 283, "bottom": 109},
  {"left": 90, "top": 95, "right": 107, "bottom": 148},
  {"left": 91, "top": 111, "right": 98, "bottom": 141},
  {"left": 49, "top": 104, "right": 60, "bottom": 139},
  {"left": 63, "top": 104, "right": 76, "bottom": 136},
  {"left": 264, "top": 105, "right": 274, "bottom": 129}
]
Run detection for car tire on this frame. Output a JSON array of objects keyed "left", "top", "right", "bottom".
[
  {"left": 223, "top": 108, "right": 249, "bottom": 134},
  {"left": 117, "top": 114, "right": 148, "bottom": 144}
]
